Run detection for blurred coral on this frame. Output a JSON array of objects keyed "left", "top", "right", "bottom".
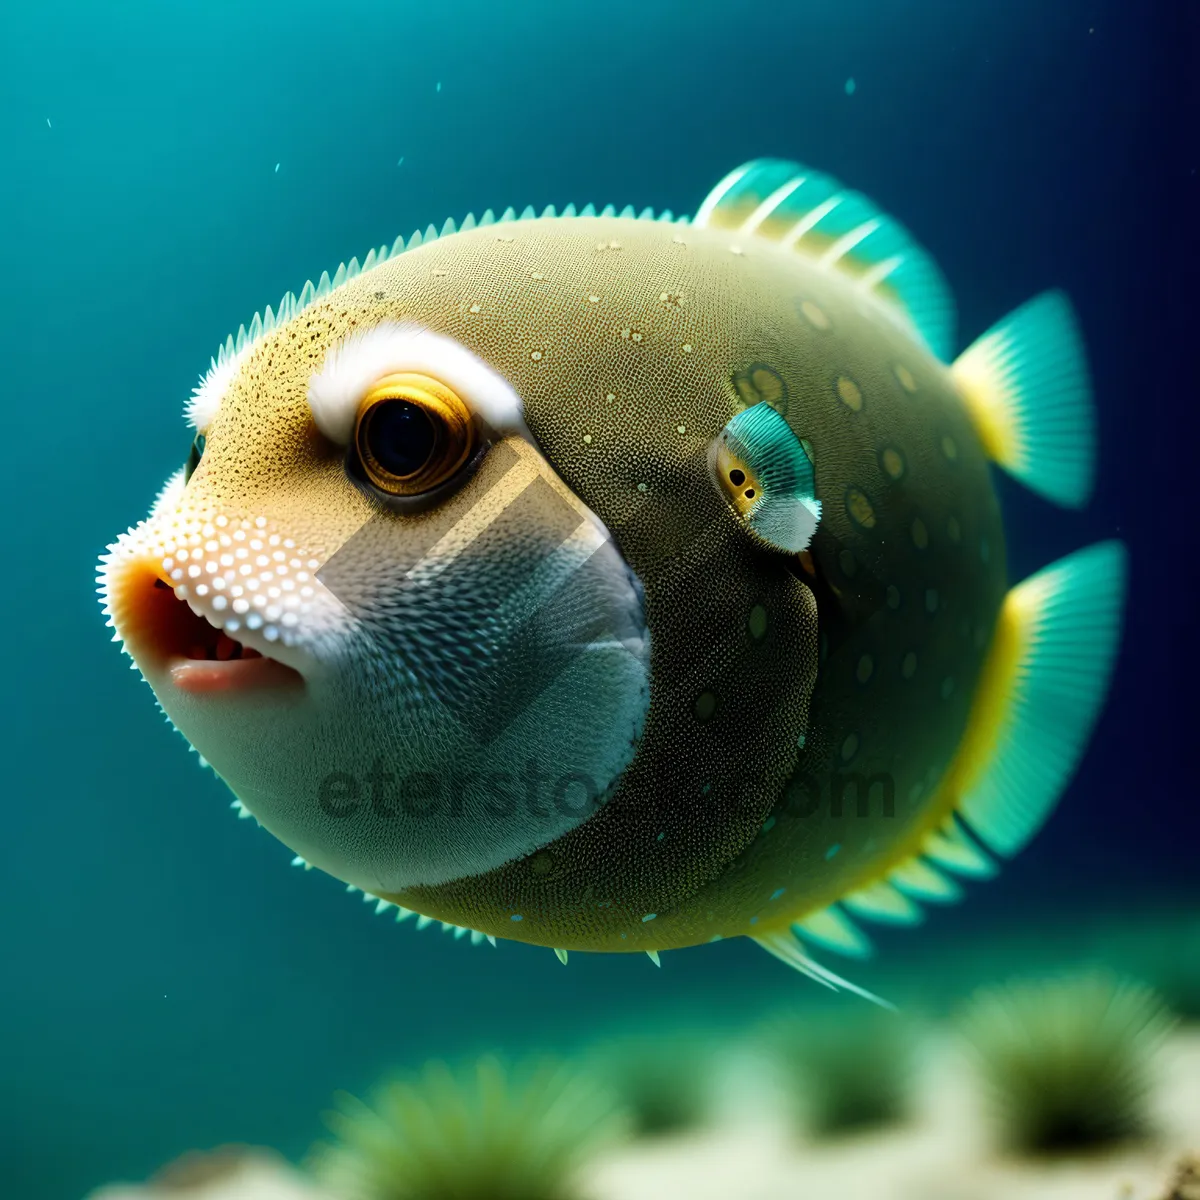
[
  {"left": 958, "top": 971, "right": 1176, "bottom": 1154},
  {"left": 308, "top": 1055, "right": 628, "bottom": 1200}
]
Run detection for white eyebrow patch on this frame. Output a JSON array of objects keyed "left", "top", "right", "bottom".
[{"left": 307, "top": 321, "right": 528, "bottom": 445}]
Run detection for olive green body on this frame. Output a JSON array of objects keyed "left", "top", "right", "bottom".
[{"left": 331, "top": 215, "right": 1010, "bottom": 949}]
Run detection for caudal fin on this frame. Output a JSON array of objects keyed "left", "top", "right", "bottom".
[{"left": 952, "top": 291, "right": 1095, "bottom": 508}]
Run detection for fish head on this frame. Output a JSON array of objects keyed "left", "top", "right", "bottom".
[{"left": 99, "top": 232, "right": 667, "bottom": 897}]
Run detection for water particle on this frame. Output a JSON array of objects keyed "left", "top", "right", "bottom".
[
  {"left": 642, "top": 913, "right": 657, "bottom": 923},
  {"left": 637, "top": 482, "right": 648, "bottom": 493},
  {"left": 397, "top": 156, "right": 404, "bottom": 167},
  {"left": 845, "top": 77, "right": 856, "bottom": 95},
  {"left": 436, "top": 81, "right": 442, "bottom": 92},
  {"left": 762, "top": 816, "right": 776, "bottom": 834},
  {"left": 510, "top": 914, "right": 523, "bottom": 922},
  {"left": 657, "top": 832, "right": 665, "bottom": 841},
  {"left": 825, "top": 843, "right": 841, "bottom": 860},
  {"left": 771, "top": 887, "right": 787, "bottom": 901},
  {"left": 274, "top": 163, "right": 280, "bottom": 173}
]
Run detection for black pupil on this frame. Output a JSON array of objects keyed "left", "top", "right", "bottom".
[{"left": 367, "top": 400, "right": 436, "bottom": 478}]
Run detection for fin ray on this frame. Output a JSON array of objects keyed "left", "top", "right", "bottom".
[
  {"left": 694, "top": 158, "right": 956, "bottom": 359},
  {"left": 956, "top": 541, "right": 1127, "bottom": 854},
  {"left": 952, "top": 291, "right": 1095, "bottom": 508}
]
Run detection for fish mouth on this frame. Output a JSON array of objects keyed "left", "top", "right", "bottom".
[{"left": 111, "top": 558, "right": 305, "bottom": 695}]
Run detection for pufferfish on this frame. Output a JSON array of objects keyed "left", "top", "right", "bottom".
[{"left": 99, "top": 158, "right": 1125, "bottom": 995}]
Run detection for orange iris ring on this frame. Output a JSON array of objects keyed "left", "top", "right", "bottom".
[{"left": 354, "top": 372, "right": 475, "bottom": 496}]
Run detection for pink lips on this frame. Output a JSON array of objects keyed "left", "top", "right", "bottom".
[{"left": 111, "top": 561, "right": 303, "bottom": 696}]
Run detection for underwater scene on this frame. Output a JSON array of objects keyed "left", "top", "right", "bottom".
[{"left": 1, "top": 0, "right": 1196, "bottom": 1197}]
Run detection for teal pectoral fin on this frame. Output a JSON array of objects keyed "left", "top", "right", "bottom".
[
  {"left": 952, "top": 291, "right": 1095, "bottom": 509},
  {"left": 756, "top": 540, "right": 1126, "bottom": 996},
  {"left": 694, "top": 158, "right": 956, "bottom": 359},
  {"left": 712, "top": 402, "right": 822, "bottom": 552}
]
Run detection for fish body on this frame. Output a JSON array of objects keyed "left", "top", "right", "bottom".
[{"left": 99, "top": 161, "right": 1124, "bottom": 985}]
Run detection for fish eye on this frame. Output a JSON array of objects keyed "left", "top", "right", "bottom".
[
  {"left": 184, "top": 432, "right": 206, "bottom": 483},
  {"left": 352, "top": 373, "right": 475, "bottom": 496}
]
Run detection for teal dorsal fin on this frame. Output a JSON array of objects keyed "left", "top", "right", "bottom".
[{"left": 694, "top": 158, "right": 955, "bottom": 361}]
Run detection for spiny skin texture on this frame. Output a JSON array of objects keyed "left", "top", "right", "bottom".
[{"left": 105, "top": 211, "right": 1004, "bottom": 953}]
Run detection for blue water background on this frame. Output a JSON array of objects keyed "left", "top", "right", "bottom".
[{"left": 0, "top": 0, "right": 1194, "bottom": 1195}]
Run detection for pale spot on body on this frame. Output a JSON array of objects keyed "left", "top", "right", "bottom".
[
  {"left": 846, "top": 487, "right": 876, "bottom": 529},
  {"left": 941, "top": 434, "right": 959, "bottom": 461},
  {"left": 468, "top": 304, "right": 482, "bottom": 314},
  {"left": 881, "top": 447, "right": 905, "bottom": 479},
  {"left": 894, "top": 364, "right": 918, "bottom": 393},
  {"left": 530, "top": 350, "right": 544, "bottom": 362},
  {"left": 836, "top": 375, "right": 863, "bottom": 412},
  {"left": 583, "top": 434, "right": 593, "bottom": 445},
  {"left": 801, "top": 300, "right": 831, "bottom": 330},
  {"left": 682, "top": 343, "right": 693, "bottom": 354}
]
